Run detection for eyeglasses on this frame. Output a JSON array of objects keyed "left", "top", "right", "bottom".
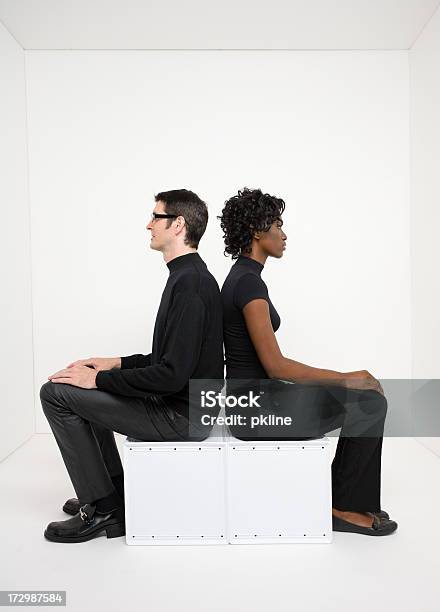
[{"left": 150, "top": 212, "right": 178, "bottom": 222}]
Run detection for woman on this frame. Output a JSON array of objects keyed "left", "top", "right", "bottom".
[{"left": 218, "top": 187, "right": 397, "bottom": 536}]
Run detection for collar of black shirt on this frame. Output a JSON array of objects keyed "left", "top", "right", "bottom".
[
  {"left": 167, "top": 251, "right": 203, "bottom": 273},
  {"left": 235, "top": 254, "right": 264, "bottom": 273}
]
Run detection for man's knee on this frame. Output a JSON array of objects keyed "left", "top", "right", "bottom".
[
  {"left": 40, "top": 380, "right": 55, "bottom": 402},
  {"left": 40, "top": 381, "right": 65, "bottom": 411}
]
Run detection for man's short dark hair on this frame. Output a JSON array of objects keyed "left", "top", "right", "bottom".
[{"left": 155, "top": 189, "right": 208, "bottom": 249}]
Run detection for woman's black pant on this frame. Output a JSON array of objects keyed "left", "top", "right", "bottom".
[{"left": 225, "top": 380, "right": 388, "bottom": 514}]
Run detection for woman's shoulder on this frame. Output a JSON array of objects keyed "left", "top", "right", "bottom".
[
  {"left": 222, "top": 266, "right": 266, "bottom": 290},
  {"left": 229, "top": 271, "right": 269, "bottom": 310}
]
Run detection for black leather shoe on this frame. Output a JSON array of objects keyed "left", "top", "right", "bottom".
[
  {"left": 45, "top": 504, "right": 125, "bottom": 543},
  {"left": 332, "top": 514, "right": 397, "bottom": 536},
  {"left": 62, "top": 498, "right": 82, "bottom": 516},
  {"left": 63, "top": 497, "right": 125, "bottom": 516}
]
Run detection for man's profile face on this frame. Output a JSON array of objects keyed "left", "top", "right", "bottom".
[{"left": 146, "top": 200, "right": 173, "bottom": 252}]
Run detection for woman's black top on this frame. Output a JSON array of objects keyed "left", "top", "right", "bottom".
[{"left": 221, "top": 255, "right": 280, "bottom": 379}]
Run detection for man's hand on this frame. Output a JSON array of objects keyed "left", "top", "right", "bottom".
[
  {"left": 48, "top": 365, "right": 98, "bottom": 389},
  {"left": 66, "top": 357, "right": 121, "bottom": 372}
]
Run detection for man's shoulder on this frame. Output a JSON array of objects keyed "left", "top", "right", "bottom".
[{"left": 172, "top": 264, "right": 220, "bottom": 295}]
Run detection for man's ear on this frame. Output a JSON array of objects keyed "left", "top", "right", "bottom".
[{"left": 174, "top": 215, "right": 186, "bottom": 235}]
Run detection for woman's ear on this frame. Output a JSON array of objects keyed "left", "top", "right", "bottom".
[{"left": 250, "top": 225, "right": 260, "bottom": 240}]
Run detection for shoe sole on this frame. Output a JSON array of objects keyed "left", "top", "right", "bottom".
[{"left": 44, "top": 521, "right": 126, "bottom": 543}]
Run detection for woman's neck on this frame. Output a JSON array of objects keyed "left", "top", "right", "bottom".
[{"left": 241, "top": 248, "right": 268, "bottom": 267}]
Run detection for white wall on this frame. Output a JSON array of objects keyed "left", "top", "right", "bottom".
[
  {"left": 0, "top": 23, "right": 34, "bottom": 460},
  {"left": 24, "top": 50, "right": 411, "bottom": 433},
  {"left": 410, "top": 7, "right": 440, "bottom": 456}
]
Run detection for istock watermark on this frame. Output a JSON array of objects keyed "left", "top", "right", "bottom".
[
  {"left": 188, "top": 378, "right": 440, "bottom": 440},
  {"left": 200, "top": 390, "right": 262, "bottom": 408}
]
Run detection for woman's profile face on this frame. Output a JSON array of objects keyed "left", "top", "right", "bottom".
[{"left": 258, "top": 218, "right": 287, "bottom": 258}]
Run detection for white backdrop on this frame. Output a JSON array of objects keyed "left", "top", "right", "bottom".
[
  {"left": 0, "top": 22, "right": 34, "bottom": 461},
  {"left": 410, "top": 7, "right": 440, "bottom": 456},
  {"left": 23, "top": 50, "right": 411, "bottom": 433}
]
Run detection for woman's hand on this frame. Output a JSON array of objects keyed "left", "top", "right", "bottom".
[
  {"left": 343, "top": 370, "right": 384, "bottom": 396},
  {"left": 65, "top": 357, "right": 121, "bottom": 372}
]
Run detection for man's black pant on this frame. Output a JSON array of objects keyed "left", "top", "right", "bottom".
[{"left": 40, "top": 381, "right": 189, "bottom": 505}]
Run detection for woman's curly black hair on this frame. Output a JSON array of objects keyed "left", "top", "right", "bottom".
[{"left": 218, "top": 187, "right": 286, "bottom": 259}]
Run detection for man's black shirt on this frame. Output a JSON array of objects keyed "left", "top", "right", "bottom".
[{"left": 95, "top": 252, "right": 224, "bottom": 418}]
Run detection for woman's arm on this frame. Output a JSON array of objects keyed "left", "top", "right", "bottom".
[{"left": 242, "top": 299, "right": 383, "bottom": 394}]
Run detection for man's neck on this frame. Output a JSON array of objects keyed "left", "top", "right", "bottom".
[{"left": 162, "top": 245, "right": 197, "bottom": 264}]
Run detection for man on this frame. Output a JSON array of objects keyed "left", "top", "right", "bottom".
[{"left": 40, "top": 189, "right": 224, "bottom": 543}]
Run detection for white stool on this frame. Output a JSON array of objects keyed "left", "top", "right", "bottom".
[
  {"left": 225, "top": 433, "right": 333, "bottom": 544},
  {"left": 123, "top": 423, "right": 227, "bottom": 545},
  {"left": 123, "top": 425, "right": 333, "bottom": 545}
]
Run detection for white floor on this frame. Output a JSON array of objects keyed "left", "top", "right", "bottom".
[{"left": 1, "top": 434, "right": 439, "bottom": 612}]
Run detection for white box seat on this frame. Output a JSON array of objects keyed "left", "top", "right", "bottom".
[
  {"left": 123, "top": 424, "right": 227, "bottom": 545},
  {"left": 225, "top": 433, "right": 333, "bottom": 544},
  {"left": 123, "top": 424, "right": 333, "bottom": 545}
]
